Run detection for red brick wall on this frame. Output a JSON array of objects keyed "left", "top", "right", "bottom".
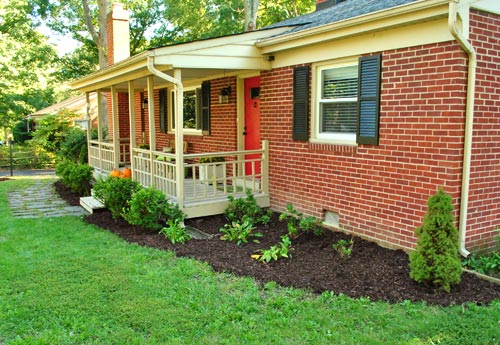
[
  {"left": 260, "top": 41, "right": 469, "bottom": 251},
  {"left": 467, "top": 10, "right": 500, "bottom": 251}
]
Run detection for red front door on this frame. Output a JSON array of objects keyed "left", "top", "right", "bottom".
[{"left": 244, "top": 77, "right": 261, "bottom": 175}]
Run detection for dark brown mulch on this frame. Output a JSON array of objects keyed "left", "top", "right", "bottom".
[
  {"left": 0, "top": 177, "right": 10, "bottom": 182},
  {"left": 54, "top": 182, "right": 500, "bottom": 306}
]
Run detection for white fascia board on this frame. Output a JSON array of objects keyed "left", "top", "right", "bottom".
[
  {"left": 257, "top": 0, "right": 450, "bottom": 54},
  {"left": 470, "top": 0, "right": 500, "bottom": 15},
  {"left": 153, "top": 54, "right": 270, "bottom": 70},
  {"left": 71, "top": 52, "right": 150, "bottom": 91}
]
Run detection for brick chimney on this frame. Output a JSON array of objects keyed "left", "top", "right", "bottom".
[
  {"left": 316, "top": 0, "right": 346, "bottom": 11},
  {"left": 106, "top": 3, "right": 130, "bottom": 65}
]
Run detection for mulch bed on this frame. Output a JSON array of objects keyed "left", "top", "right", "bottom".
[{"left": 54, "top": 181, "right": 500, "bottom": 306}]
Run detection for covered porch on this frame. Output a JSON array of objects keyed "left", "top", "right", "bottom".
[{"left": 72, "top": 29, "right": 286, "bottom": 218}]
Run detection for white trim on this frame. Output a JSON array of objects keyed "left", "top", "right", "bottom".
[{"left": 168, "top": 85, "right": 203, "bottom": 135}]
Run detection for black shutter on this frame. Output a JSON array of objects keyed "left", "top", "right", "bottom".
[
  {"left": 357, "top": 54, "right": 381, "bottom": 145},
  {"left": 201, "top": 81, "right": 210, "bottom": 134},
  {"left": 159, "top": 89, "right": 167, "bottom": 132},
  {"left": 293, "top": 66, "right": 310, "bottom": 141}
]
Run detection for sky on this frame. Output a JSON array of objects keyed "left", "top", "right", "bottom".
[{"left": 37, "top": 22, "right": 80, "bottom": 56}]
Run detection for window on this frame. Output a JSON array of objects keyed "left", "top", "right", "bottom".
[
  {"left": 293, "top": 55, "right": 380, "bottom": 145},
  {"left": 169, "top": 81, "right": 210, "bottom": 134},
  {"left": 317, "top": 64, "right": 358, "bottom": 142}
]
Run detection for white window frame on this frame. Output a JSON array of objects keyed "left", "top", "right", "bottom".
[
  {"left": 168, "top": 85, "right": 203, "bottom": 136},
  {"left": 311, "top": 59, "right": 359, "bottom": 145}
]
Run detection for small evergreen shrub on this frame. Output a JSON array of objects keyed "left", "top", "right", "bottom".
[
  {"left": 55, "top": 160, "right": 93, "bottom": 196},
  {"left": 93, "top": 177, "right": 142, "bottom": 220},
  {"left": 124, "top": 188, "right": 183, "bottom": 231},
  {"left": 409, "top": 188, "right": 462, "bottom": 292}
]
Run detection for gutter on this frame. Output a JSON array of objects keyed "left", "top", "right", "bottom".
[
  {"left": 448, "top": 0, "right": 476, "bottom": 257},
  {"left": 146, "top": 55, "right": 185, "bottom": 210}
]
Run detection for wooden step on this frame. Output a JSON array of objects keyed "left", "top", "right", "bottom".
[{"left": 80, "top": 196, "right": 105, "bottom": 214}]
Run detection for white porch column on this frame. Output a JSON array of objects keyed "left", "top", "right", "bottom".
[
  {"left": 147, "top": 75, "right": 156, "bottom": 187},
  {"left": 85, "top": 92, "right": 92, "bottom": 164},
  {"left": 174, "top": 69, "right": 184, "bottom": 210},
  {"left": 111, "top": 85, "right": 120, "bottom": 169},
  {"left": 262, "top": 140, "right": 269, "bottom": 196},
  {"left": 96, "top": 90, "right": 104, "bottom": 172},
  {"left": 128, "top": 81, "right": 136, "bottom": 177}
]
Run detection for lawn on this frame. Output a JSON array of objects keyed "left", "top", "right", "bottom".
[{"left": 1, "top": 177, "right": 499, "bottom": 344}]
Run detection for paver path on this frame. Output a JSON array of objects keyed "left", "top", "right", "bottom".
[{"left": 8, "top": 179, "right": 86, "bottom": 218}]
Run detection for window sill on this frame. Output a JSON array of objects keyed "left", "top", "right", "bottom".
[
  {"left": 308, "top": 138, "right": 358, "bottom": 154},
  {"left": 168, "top": 130, "right": 204, "bottom": 137}
]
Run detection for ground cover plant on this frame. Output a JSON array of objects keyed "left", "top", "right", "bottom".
[{"left": 1, "top": 177, "right": 500, "bottom": 343}]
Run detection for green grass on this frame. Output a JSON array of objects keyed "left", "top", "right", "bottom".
[{"left": 1, "top": 177, "right": 499, "bottom": 344}]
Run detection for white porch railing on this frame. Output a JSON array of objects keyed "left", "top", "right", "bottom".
[{"left": 89, "top": 138, "right": 131, "bottom": 175}]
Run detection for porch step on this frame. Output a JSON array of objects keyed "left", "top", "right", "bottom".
[{"left": 80, "top": 196, "right": 105, "bottom": 214}]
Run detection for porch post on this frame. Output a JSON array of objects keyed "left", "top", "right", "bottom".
[
  {"left": 111, "top": 85, "right": 120, "bottom": 169},
  {"left": 174, "top": 69, "right": 184, "bottom": 210},
  {"left": 96, "top": 90, "right": 104, "bottom": 173},
  {"left": 147, "top": 75, "right": 156, "bottom": 187},
  {"left": 262, "top": 140, "right": 269, "bottom": 196},
  {"left": 85, "top": 92, "right": 92, "bottom": 164},
  {"left": 128, "top": 81, "right": 136, "bottom": 178}
]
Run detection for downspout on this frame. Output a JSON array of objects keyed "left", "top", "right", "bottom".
[
  {"left": 448, "top": 0, "right": 476, "bottom": 257},
  {"left": 146, "top": 55, "right": 185, "bottom": 211}
]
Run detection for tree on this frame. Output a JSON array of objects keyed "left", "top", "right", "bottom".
[
  {"left": 244, "top": 0, "right": 259, "bottom": 31},
  {"left": 0, "top": 0, "right": 61, "bottom": 134},
  {"left": 409, "top": 188, "right": 462, "bottom": 293}
]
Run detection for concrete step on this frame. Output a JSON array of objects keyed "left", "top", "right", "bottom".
[{"left": 80, "top": 196, "right": 105, "bottom": 214}]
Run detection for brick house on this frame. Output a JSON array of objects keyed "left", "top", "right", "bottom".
[{"left": 73, "top": 0, "right": 500, "bottom": 254}]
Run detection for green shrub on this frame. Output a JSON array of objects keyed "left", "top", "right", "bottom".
[
  {"left": 409, "top": 188, "right": 462, "bottom": 292},
  {"left": 224, "top": 189, "right": 272, "bottom": 226},
  {"left": 257, "top": 235, "right": 292, "bottom": 263},
  {"left": 55, "top": 160, "right": 93, "bottom": 196},
  {"left": 332, "top": 238, "right": 354, "bottom": 258},
  {"left": 124, "top": 188, "right": 183, "bottom": 231},
  {"left": 93, "top": 177, "right": 142, "bottom": 220},
  {"left": 220, "top": 218, "right": 262, "bottom": 246},
  {"left": 59, "top": 128, "right": 88, "bottom": 163},
  {"left": 279, "top": 203, "right": 323, "bottom": 238},
  {"left": 160, "top": 219, "right": 191, "bottom": 244},
  {"left": 462, "top": 253, "right": 500, "bottom": 276}
]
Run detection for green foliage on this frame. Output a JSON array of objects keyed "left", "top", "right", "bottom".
[
  {"left": 462, "top": 253, "right": 500, "bottom": 276},
  {"left": 12, "top": 119, "right": 33, "bottom": 144},
  {"left": 220, "top": 218, "right": 262, "bottom": 246},
  {"left": 409, "top": 188, "right": 462, "bottom": 293},
  {"left": 31, "top": 112, "right": 74, "bottom": 154},
  {"left": 160, "top": 219, "right": 191, "bottom": 244},
  {"left": 332, "top": 238, "right": 354, "bottom": 258},
  {"left": 59, "top": 127, "right": 88, "bottom": 163},
  {"left": 258, "top": 235, "right": 292, "bottom": 263},
  {"left": 55, "top": 160, "right": 93, "bottom": 196},
  {"left": 224, "top": 189, "right": 272, "bottom": 226},
  {"left": 279, "top": 203, "right": 323, "bottom": 237},
  {"left": 124, "top": 188, "right": 184, "bottom": 231},
  {"left": 93, "top": 177, "right": 142, "bottom": 220}
]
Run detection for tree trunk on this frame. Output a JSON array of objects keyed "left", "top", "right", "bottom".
[
  {"left": 82, "top": 0, "right": 110, "bottom": 69},
  {"left": 244, "top": 0, "right": 259, "bottom": 31}
]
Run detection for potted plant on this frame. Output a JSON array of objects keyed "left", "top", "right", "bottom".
[{"left": 199, "top": 156, "right": 225, "bottom": 184}]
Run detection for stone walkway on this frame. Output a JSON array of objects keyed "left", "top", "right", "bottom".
[{"left": 8, "top": 179, "right": 87, "bottom": 218}]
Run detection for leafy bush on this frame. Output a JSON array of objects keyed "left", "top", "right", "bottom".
[
  {"left": 332, "top": 238, "right": 354, "bottom": 258},
  {"left": 59, "top": 128, "right": 88, "bottom": 163},
  {"left": 55, "top": 160, "right": 93, "bottom": 196},
  {"left": 279, "top": 203, "right": 323, "bottom": 237},
  {"left": 31, "top": 112, "right": 74, "bottom": 154},
  {"left": 160, "top": 219, "right": 191, "bottom": 244},
  {"left": 124, "top": 188, "right": 183, "bottom": 231},
  {"left": 257, "top": 235, "right": 292, "bottom": 263},
  {"left": 224, "top": 189, "right": 272, "bottom": 226},
  {"left": 93, "top": 177, "right": 142, "bottom": 220},
  {"left": 409, "top": 188, "right": 462, "bottom": 292},
  {"left": 220, "top": 218, "right": 262, "bottom": 246},
  {"left": 462, "top": 253, "right": 500, "bottom": 276}
]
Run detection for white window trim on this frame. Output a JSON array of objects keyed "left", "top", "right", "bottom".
[
  {"left": 311, "top": 59, "right": 359, "bottom": 145},
  {"left": 168, "top": 85, "right": 203, "bottom": 135}
]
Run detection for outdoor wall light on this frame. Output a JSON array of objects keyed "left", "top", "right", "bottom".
[
  {"left": 219, "top": 86, "right": 231, "bottom": 104},
  {"left": 142, "top": 97, "right": 148, "bottom": 109}
]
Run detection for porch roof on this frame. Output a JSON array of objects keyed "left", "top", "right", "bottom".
[{"left": 71, "top": 27, "right": 292, "bottom": 93}]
